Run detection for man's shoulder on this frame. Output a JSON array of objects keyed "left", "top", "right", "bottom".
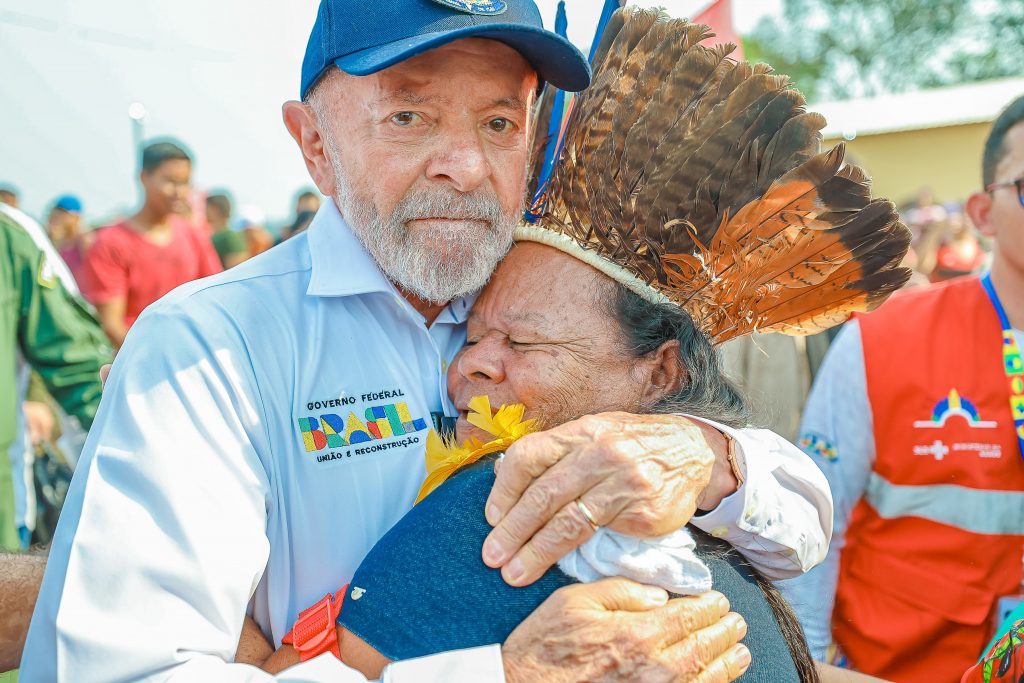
[
  {"left": 858, "top": 276, "right": 981, "bottom": 329},
  {"left": 152, "top": 235, "right": 312, "bottom": 316},
  {"left": 0, "top": 208, "right": 33, "bottom": 250},
  {"left": 87, "top": 221, "right": 134, "bottom": 254}
]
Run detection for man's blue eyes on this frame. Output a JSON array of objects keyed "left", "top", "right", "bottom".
[{"left": 388, "top": 113, "right": 514, "bottom": 132}]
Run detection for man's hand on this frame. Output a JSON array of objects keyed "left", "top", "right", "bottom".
[
  {"left": 503, "top": 578, "right": 750, "bottom": 683},
  {"left": 483, "top": 413, "right": 737, "bottom": 586},
  {"left": 23, "top": 401, "right": 55, "bottom": 445}
]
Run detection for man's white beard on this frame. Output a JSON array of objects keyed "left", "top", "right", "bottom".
[{"left": 330, "top": 154, "right": 519, "bottom": 305}]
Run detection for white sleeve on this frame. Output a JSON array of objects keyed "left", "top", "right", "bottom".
[
  {"left": 776, "top": 321, "right": 874, "bottom": 661},
  {"left": 687, "top": 417, "right": 833, "bottom": 581},
  {"left": 21, "top": 306, "right": 279, "bottom": 682}
]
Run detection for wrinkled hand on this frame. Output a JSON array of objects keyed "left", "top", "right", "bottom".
[
  {"left": 503, "top": 578, "right": 750, "bottom": 683},
  {"left": 483, "top": 413, "right": 732, "bottom": 586},
  {"left": 23, "top": 401, "right": 55, "bottom": 445}
]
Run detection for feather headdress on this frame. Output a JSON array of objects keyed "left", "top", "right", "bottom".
[{"left": 518, "top": 7, "right": 912, "bottom": 345}]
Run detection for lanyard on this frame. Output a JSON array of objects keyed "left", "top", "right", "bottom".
[{"left": 980, "top": 272, "right": 1024, "bottom": 462}]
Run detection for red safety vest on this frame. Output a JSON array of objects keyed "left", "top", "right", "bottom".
[{"left": 837, "top": 276, "right": 1024, "bottom": 682}]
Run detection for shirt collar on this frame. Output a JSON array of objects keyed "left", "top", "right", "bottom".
[
  {"left": 306, "top": 198, "right": 395, "bottom": 298},
  {"left": 434, "top": 290, "right": 477, "bottom": 326},
  {"left": 304, "top": 197, "right": 478, "bottom": 325}
]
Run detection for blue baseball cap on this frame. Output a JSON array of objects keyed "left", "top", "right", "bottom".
[
  {"left": 53, "top": 195, "right": 83, "bottom": 214},
  {"left": 299, "top": 0, "right": 591, "bottom": 100}
]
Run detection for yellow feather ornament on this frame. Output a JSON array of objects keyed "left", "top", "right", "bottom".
[{"left": 414, "top": 395, "right": 539, "bottom": 505}]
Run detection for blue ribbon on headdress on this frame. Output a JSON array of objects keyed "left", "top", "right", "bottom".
[{"left": 524, "top": 0, "right": 619, "bottom": 224}]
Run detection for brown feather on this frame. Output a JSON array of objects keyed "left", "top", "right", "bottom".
[{"left": 531, "top": 8, "right": 911, "bottom": 344}]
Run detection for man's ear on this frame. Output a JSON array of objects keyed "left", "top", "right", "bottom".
[
  {"left": 638, "top": 340, "right": 687, "bottom": 407},
  {"left": 965, "top": 190, "right": 995, "bottom": 238},
  {"left": 282, "top": 101, "right": 336, "bottom": 197}
]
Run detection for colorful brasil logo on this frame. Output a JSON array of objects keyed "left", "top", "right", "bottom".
[{"left": 298, "top": 401, "right": 428, "bottom": 452}]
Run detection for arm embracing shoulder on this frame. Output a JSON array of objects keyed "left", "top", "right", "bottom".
[{"left": 688, "top": 415, "right": 833, "bottom": 581}]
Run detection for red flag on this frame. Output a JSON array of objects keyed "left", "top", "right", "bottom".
[{"left": 693, "top": 0, "right": 744, "bottom": 60}]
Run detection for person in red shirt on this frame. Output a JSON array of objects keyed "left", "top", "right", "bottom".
[{"left": 83, "top": 141, "right": 222, "bottom": 349}]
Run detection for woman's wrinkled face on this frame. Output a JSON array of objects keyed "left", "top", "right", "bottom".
[{"left": 447, "top": 243, "right": 649, "bottom": 442}]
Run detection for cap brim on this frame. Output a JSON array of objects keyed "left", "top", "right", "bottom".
[{"left": 334, "top": 24, "right": 591, "bottom": 93}]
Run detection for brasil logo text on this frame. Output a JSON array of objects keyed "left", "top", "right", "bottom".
[{"left": 298, "top": 400, "right": 428, "bottom": 452}]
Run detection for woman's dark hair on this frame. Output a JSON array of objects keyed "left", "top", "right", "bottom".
[
  {"left": 612, "top": 286, "right": 749, "bottom": 429},
  {"left": 613, "top": 285, "right": 819, "bottom": 683},
  {"left": 693, "top": 528, "right": 820, "bottom": 683}
]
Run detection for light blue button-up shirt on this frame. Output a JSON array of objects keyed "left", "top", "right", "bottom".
[
  {"left": 22, "top": 200, "right": 831, "bottom": 681},
  {"left": 22, "top": 200, "right": 495, "bottom": 681}
]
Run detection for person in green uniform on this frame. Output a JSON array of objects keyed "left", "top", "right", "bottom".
[
  {"left": 0, "top": 206, "right": 111, "bottom": 550},
  {"left": 205, "top": 193, "right": 249, "bottom": 269}
]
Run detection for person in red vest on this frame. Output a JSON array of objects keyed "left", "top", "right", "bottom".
[{"left": 780, "top": 93, "right": 1024, "bottom": 682}]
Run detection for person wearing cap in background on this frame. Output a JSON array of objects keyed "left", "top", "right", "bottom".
[
  {"left": 80, "top": 140, "right": 222, "bottom": 350},
  {"left": 45, "top": 194, "right": 91, "bottom": 286},
  {"left": 20, "top": 1, "right": 832, "bottom": 680}
]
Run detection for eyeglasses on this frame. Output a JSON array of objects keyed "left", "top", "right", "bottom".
[{"left": 986, "top": 176, "right": 1024, "bottom": 208}]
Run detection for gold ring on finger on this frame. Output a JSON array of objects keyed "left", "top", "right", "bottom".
[{"left": 575, "top": 498, "right": 600, "bottom": 532}]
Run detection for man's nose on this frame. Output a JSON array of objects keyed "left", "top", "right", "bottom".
[
  {"left": 425, "top": 129, "right": 490, "bottom": 193},
  {"left": 457, "top": 336, "right": 505, "bottom": 385}
]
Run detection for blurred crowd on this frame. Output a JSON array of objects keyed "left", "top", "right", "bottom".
[
  {"left": 1, "top": 141, "right": 320, "bottom": 352},
  {"left": 1, "top": 39, "right": 1022, "bottom": 681},
  {"left": 0, "top": 139, "right": 321, "bottom": 549}
]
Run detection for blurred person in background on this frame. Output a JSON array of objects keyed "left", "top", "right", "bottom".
[
  {"left": 0, "top": 203, "right": 109, "bottom": 552},
  {"left": 781, "top": 94, "right": 1024, "bottom": 682},
  {"left": 294, "top": 189, "right": 321, "bottom": 215},
  {"left": 81, "top": 140, "right": 222, "bottom": 349},
  {"left": 234, "top": 204, "right": 274, "bottom": 257},
  {"left": 44, "top": 195, "right": 90, "bottom": 286},
  {"left": 277, "top": 189, "right": 322, "bottom": 241},
  {"left": 931, "top": 206, "right": 989, "bottom": 282},
  {"left": 720, "top": 332, "right": 832, "bottom": 443},
  {"left": 0, "top": 186, "right": 18, "bottom": 209},
  {"left": 278, "top": 210, "right": 316, "bottom": 242},
  {"left": 206, "top": 192, "right": 250, "bottom": 269},
  {"left": 903, "top": 187, "right": 947, "bottom": 228}
]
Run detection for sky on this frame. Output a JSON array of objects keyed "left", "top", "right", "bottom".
[{"left": 0, "top": 0, "right": 780, "bottom": 225}]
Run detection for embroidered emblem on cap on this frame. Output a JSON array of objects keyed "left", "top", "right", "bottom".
[{"left": 428, "top": 0, "right": 508, "bottom": 16}]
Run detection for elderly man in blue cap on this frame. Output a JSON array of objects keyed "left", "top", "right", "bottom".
[{"left": 19, "top": 1, "right": 831, "bottom": 681}]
